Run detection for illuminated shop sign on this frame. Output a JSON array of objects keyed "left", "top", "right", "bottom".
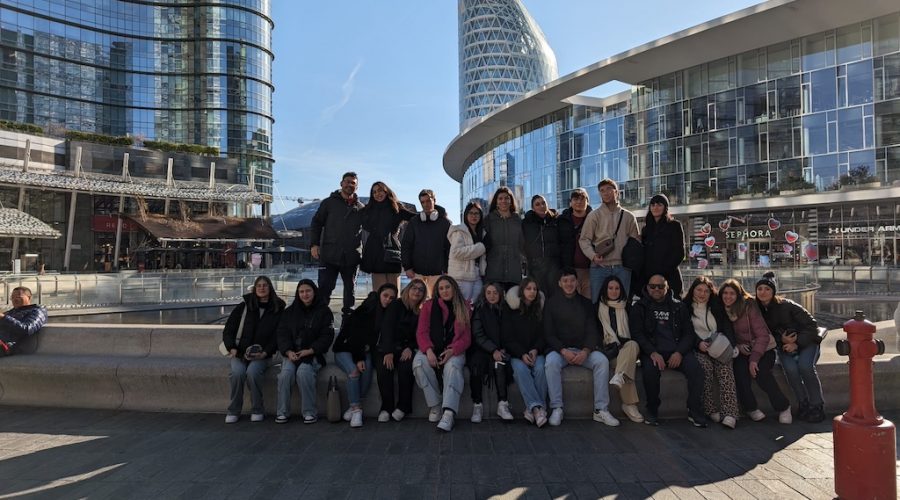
[
  {"left": 826, "top": 225, "right": 899, "bottom": 235},
  {"left": 725, "top": 229, "right": 773, "bottom": 239}
]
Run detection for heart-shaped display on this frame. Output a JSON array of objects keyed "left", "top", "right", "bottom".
[
  {"left": 699, "top": 222, "right": 712, "bottom": 235},
  {"left": 805, "top": 244, "right": 818, "bottom": 261},
  {"left": 704, "top": 236, "right": 716, "bottom": 248},
  {"left": 697, "top": 258, "right": 709, "bottom": 269},
  {"left": 785, "top": 231, "right": 799, "bottom": 244},
  {"left": 737, "top": 242, "right": 748, "bottom": 253},
  {"left": 768, "top": 217, "right": 781, "bottom": 231},
  {"left": 718, "top": 219, "right": 731, "bottom": 231},
  {"left": 783, "top": 244, "right": 794, "bottom": 253}
]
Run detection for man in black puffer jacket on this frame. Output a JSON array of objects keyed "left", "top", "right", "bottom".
[
  {"left": 401, "top": 189, "right": 451, "bottom": 297},
  {"left": 310, "top": 172, "right": 365, "bottom": 315}
]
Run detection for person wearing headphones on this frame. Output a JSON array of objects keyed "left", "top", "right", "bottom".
[{"left": 402, "top": 189, "right": 451, "bottom": 297}]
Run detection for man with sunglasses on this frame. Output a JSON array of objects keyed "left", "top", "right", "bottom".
[{"left": 629, "top": 275, "right": 706, "bottom": 427}]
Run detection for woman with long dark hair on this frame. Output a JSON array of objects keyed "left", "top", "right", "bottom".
[
  {"left": 719, "top": 279, "right": 791, "bottom": 424},
  {"left": 412, "top": 275, "right": 472, "bottom": 432},
  {"left": 468, "top": 281, "right": 512, "bottom": 423},
  {"left": 483, "top": 187, "right": 524, "bottom": 290},
  {"left": 502, "top": 277, "right": 548, "bottom": 427},
  {"left": 360, "top": 181, "right": 415, "bottom": 290},
  {"left": 596, "top": 275, "right": 644, "bottom": 423},
  {"left": 332, "top": 282, "right": 398, "bottom": 428},
  {"left": 522, "top": 194, "right": 562, "bottom": 295},
  {"left": 222, "top": 276, "right": 285, "bottom": 423},
  {"left": 374, "top": 279, "right": 427, "bottom": 422},
  {"left": 448, "top": 201, "right": 486, "bottom": 301},
  {"left": 639, "top": 194, "right": 685, "bottom": 298}
]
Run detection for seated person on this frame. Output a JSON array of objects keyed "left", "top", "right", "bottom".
[{"left": 0, "top": 287, "right": 48, "bottom": 355}]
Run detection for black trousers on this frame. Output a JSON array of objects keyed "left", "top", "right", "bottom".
[
  {"left": 639, "top": 350, "right": 705, "bottom": 416},
  {"left": 468, "top": 348, "right": 509, "bottom": 403},
  {"left": 317, "top": 262, "right": 358, "bottom": 315},
  {"left": 733, "top": 349, "right": 790, "bottom": 413},
  {"left": 373, "top": 350, "right": 414, "bottom": 414}
]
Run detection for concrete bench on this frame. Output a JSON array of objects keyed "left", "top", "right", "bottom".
[{"left": 0, "top": 322, "right": 897, "bottom": 420}]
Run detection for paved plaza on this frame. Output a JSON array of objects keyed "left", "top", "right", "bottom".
[{"left": 1, "top": 407, "right": 897, "bottom": 499}]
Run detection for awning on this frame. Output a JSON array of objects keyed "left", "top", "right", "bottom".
[
  {"left": 123, "top": 214, "right": 277, "bottom": 243},
  {"left": 0, "top": 208, "right": 62, "bottom": 239}
]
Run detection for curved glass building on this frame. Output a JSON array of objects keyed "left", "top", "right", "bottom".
[
  {"left": 446, "top": 0, "right": 900, "bottom": 268},
  {"left": 0, "top": 0, "right": 274, "bottom": 194},
  {"left": 458, "top": 0, "right": 557, "bottom": 130}
]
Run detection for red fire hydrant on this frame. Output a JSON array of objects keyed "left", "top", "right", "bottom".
[{"left": 833, "top": 311, "right": 896, "bottom": 500}]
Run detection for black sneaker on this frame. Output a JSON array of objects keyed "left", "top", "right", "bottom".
[
  {"left": 644, "top": 413, "right": 660, "bottom": 426},
  {"left": 688, "top": 412, "right": 709, "bottom": 428},
  {"left": 806, "top": 405, "right": 826, "bottom": 423},
  {"left": 797, "top": 400, "right": 811, "bottom": 421}
]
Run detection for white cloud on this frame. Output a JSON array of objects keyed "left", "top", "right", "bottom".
[{"left": 320, "top": 60, "right": 363, "bottom": 124}]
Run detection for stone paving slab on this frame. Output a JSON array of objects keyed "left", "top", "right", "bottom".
[{"left": 0, "top": 407, "right": 897, "bottom": 499}]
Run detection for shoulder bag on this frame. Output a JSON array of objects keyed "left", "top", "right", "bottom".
[{"left": 219, "top": 305, "right": 248, "bottom": 356}]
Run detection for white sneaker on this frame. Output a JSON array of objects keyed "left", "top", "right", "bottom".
[
  {"left": 471, "top": 403, "right": 483, "bottom": 423},
  {"left": 224, "top": 414, "right": 239, "bottom": 424},
  {"left": 609, "top": 372, "right": 625, "bottom": 388},
  {"left": 250, "top": 413, "right": 264, "bottom": 422},
  {"left": 722, "top": 416, "right": 737, "bottom": 429},
  {"left": 437, "top": 410, "right": 455, "bottom": 432},
  {"left": 621, "top": 404, "right": 644, "bottom": 423},
  {"left": 378, "top": 411, "right": 390, "bottom": 422},
  {"left": 548, "top": 407, "right": 564, "bottom": 426},
  {"left": 535, "top": 408, "right": 548, "bottom": 428},
  {"left": 748, "top": 409, "right": 766, "bottom": 422},
  {"left": 523, "top": 409, "right": 535, "bottom": 424},
  {"left": 708, "top": 412, "right": 722, "bottom": 423},
  {"left": 593, "top": 409, "right": 620, "bottom": 427},
  {"left": 497, "top": 401, "right": 514, "bottom": 421},
  {"left": 350, "top": 409, "right": 363, "bottom": 428},
  {"left": 342, "top": 408, "right": 352, "bottom": 422},
  {"left": 428, "top": 406, "right": 442, "bottom": 422},
  {"left": 778, "top": 408, "right": 793, "bottom": 424},
  {"left": 391, "top": 409, "right": 406, "bottom": 422}
]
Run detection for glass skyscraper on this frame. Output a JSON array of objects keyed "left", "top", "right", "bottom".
[{"left": 0, "top": 0, "right": 274, "bottom": 194}]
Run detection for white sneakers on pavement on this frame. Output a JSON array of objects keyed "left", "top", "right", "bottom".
[
  {"left": 548, "top": 407, "right": 564, "bottom": 426},
  {"left": 437, "top": 410, "right": 455, "bottom": 432},
  {"left": 471, "top": 403, "right": 483, "bottom": 423},
  {"left": 747, "top": 409, "right": 766, "bottom": 422},
  {"left": 708, "top": 412, "right": 722, "bottom": 423},
  {"left": 497, "top": 401, "right": 514, "bottom": 421},
  {"left": 378, "top": 411, "right": 390, "bottom": 422},
  {"left": 593, "top": 409, "right": 620, "bottom": 427},
  {"left": 609, "top": 373, "right": 625, "bottom": 388},
  {"left": 778, "top": 408, "right": 793, "bottom": 424},
  {"left": 621, "top": 404, "right": 644, "bottom": 423},
  {"left": 350, "top": 409, "right": 363, "bottom": 428},
  {"left": 391, "top": 409, "right": 406, "bottom": 422},
  {"left": 428, "top": 406, "right": 442, "bottom": 422},
  {"left": 250, "top": 413, "right": 264, "bottom": 422},
  {"left": 722, "top": 415, "right": 737, "bottom": 429},
  {"left": 224, "top": 414, "right": 239, "bottom": 424},
  {"left": 343, "top": 408, "right": 352, "bottom": 422}
]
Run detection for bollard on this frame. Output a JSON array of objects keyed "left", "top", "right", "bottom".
[{"left": 833, "top": 310, "right": 896, "bottom": 500}]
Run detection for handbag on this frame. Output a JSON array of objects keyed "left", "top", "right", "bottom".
[
  {"left": 622, "top": 236, "right": 644, "bottom": 273},
  {"left": 595, "top": 210, "right": 627, "bottom": 258},
  {"left": 601, "top": 342, "right": 620, "bottom": 360},
  {"left": 815, "top": 326, "right": 828, "bottom": 344},
  {"left": 218, "top": 305, "right": 248, "bottom": 356},
  {"left": 383, "top": 234, "right": 402, "bottom": 265},
  {"left": 706, "top": 331, "right": 732, "bottom": 364}
]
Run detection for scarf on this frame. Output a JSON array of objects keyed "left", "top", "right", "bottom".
[
  {"left": 691, "top": 302, "right": 717, "bottom": 340},
  {"left": 598, "top": 300, "right": 629, "bottom": 345}
]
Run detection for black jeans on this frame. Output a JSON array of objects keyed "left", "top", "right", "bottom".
[
  {"left": 468, "top": 349, "right": 509, "bottom": 404},
  {"left": 639, "top": 350, "right": 705, "bottom": 416},
  {"left": 373, "top": 350, "right": 414, "bottom": 414},
  {"left": 317, "top": 262, "right": 358, "bottom": 314},
  {"left": 733, "top": 349, "right": 790, "bottom": 413}
]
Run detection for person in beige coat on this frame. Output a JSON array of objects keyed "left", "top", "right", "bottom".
[
  {"left": 597, "top": 275, "right": 644, "bottom": 423},
  {"left": 447, "top": 201, "right": 487, "bottom": 301},
  {"left": 579, "top": 178, "right": 640, "bottom": 304}
]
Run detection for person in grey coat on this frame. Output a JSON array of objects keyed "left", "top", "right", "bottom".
[{"left": 483, "top": 186, "right": 524, "bottom": 289}]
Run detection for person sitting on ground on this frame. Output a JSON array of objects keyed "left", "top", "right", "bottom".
[
  {"left": 629, "top": 274, "right": 706, "bottom": 427},
  {"left": 543, "top": 267, "right": 619, "bottom": 427},
  {"left": 222, "top": 276, "right": 285, "bottom": 424},
  {"left": 0, "top": 286, "right": 48, "bottom": 356},
  {"left": 596, "top": 275, "right": 644, "bottom": 424},
  {"left": 502, "top": 277, "right": 549, "bottom": 427},
  {"left": 468, "top": 281, "right": 513, "bottom": 423}
]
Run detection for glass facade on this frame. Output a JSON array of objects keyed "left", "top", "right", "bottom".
[
  {"left": 458, "top": 0, "right": 557, "bottom": 129},
  {"left": 460, "top": 12, "right": 900, "bottom": 267},
  {"left": 0, "top": 0, "right": 274, "bottom": 194}
]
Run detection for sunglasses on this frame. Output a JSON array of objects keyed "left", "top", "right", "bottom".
[
  {"left": 466, "top": 211, "right": 481, "bottom": 216},
  {"left": 648, "top": 284, "right": 667, "bottom": 290}
]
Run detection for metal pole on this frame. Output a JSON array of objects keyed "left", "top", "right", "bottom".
[
  {"left": 112, "top": 153, "right": 129, "bottom": 270},
  {"left": 208, "top": 161, "right": 215, "bottom": 214},
  {"left": 164, "top": 157, "right": 173, "bottom": 215},
  {"left": 63, "top": 146, "right": 81, "bottom": 271},
  {"left": 22, "top": 138, "right": 30, "bottom": 172},
  {"left": 10, "top": 185, "right": 25, "bottom": 270}
]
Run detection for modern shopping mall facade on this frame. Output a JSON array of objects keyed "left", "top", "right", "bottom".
[
  {"left": 0, "top": 0, "right": 274, "bottom": 194},
  {"left": 446, "top": 0, "right": 900, "bottom": 268}
]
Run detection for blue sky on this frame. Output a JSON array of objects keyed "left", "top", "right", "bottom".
[{"left": 270, "top": 0, "right": 761, "bottom": 220}]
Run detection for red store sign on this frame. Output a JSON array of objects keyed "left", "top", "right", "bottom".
[{"left": 92, "top": 215, "right": 140, "bottom": 233}]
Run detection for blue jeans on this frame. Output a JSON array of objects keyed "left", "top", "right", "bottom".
[
  {"left": 545, "top": 348, "right": 610, "bottom": 410},
  {"left": 334, "top": 351, "right": 373, "bottom": 407},
  {"left": 277, "top": 359, "right": 321, "bottom": 418},
  {"left": 777, "top": 343, "right": 824, "bottom": 407},
  {"left": 511, "top": 356, "right": 547, "bottom": 411},
  {"left": 412, "top": 351, "right": 465, "bottom": 413},
  {"left": 457, "top": 279, "right": 482, "bottom": 303},
  {"left": 228, "top": 357, "right": 269, "bottom": 415},
  {"left": 590, "top": 265, "right": 631, "bottom": 304}
]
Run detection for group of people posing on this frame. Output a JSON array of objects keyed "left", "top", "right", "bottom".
[{"left": 222, "top": 172, "right": 825, "bottom": 431}]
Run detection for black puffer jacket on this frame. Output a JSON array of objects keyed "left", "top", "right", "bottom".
[
  {"left": 377, "top": 299, "right": 419, "bottom": 354},
  {"left": 309, "top": 190, "right": 365, "bottom": 267},
  {"left": 558, "top": 205, "right": 593, "bottom": 268},
  {"left": 332, "top": 291, "right": 389, "bottom": 362},
  {"left": 639, "top": 218, "right": 685, "bottom": 296},
  {"left": 501, "top": 286, "right": 545, "bottom": 358},
  {"left": 629, "top": 290, "right": 693, "bottom": 356},
  {"left": 522, "top": 209, "right": 562, "bottom": 263},
  {"left": 757, "top": 298, "right": 818, "bottom": 348},
  {"left": 276, "top": 300, "right": 335, "bottom": 366},
  {"left": 222, "top": 292, "right": 286, "bottom": 357},
  {"left": 471, "top": 301, "right": 503, "bottom": 355},
  {"left": 360, "top": 200, "right": 415, "bottom": 274},
  {"left": 401, "top": 205, "right": 451, "bottom": 276}
]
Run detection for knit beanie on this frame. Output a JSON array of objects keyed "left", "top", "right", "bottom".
[
  {"left": 755, "top": 271, "right": 777, "bottom": 295},
  {"left": 649, "top": 193, "right": 669, "bottom": 208}
]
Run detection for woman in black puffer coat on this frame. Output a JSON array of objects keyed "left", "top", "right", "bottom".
[
  {"left": 639, "top": 194, "right": 685, "bottom": 299},
  {"left": 522, "top": 195, "right": 562, "bottom": 296},
  {"left": 360, "top": 181, "right": 415, "bottom": 290}
]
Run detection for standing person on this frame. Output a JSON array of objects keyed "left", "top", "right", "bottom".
[
  {"left": 629, "top": 274, "right": 706, "bottom": 427},
  {"left": 275, "top": 279, "right": 335, "bottom": 424},
  {"left": 522, "top": 194, "right": 562, "bottom": 296},
  {"left": 719, "top": 279, "right": 792, "bottom": 424},
  {"left": 579, "top": 179, "right": 640, "bottom": 304},
  {"left": 222, "top": 276, "right": 285, "bottom": 424},
  {"left": 332, "top": 283, "right": 398, "bottom": 428},
  {"left": 375, "top": 279, "right": 427, "bottom": 422},
  {"left": 309, "top": 172, "right": 365, "bottom": 316},
  {"left": 543, "top": 268, "right": 619, "bottom": 427},
  {"left": 639, "top": 194, "right": 685, "bottom": 299},
  {"left": 402, "top": 189, "right": 451, "bottom": 298},
  {"left": 468, "top": 282, "right": 513, "bottom": 422},
  {"left": 412, "top": 275, "right": 472, "bottom": 432},
  {"left": 0, "top": 286, "right": 48, "bottom": 356},
  {"left": 483, "top": 186, "right": 524, "bottom": 290},
  {"left": 447, "top": 201, "right": 486, "bottom": 301},
  {"left": 596, "top": 276, "right": 644, "bottom": 423},
  {"left": 558, "top": 188, "right": 593, "bottom": 299},
  {"left": 755, "top": 272, "right": 825, "bottom": 423},
  {"left": 502, "top": 278, "right": 549, "bottom": 427},
  {"left": 360, "top": 181, "right": 415, "bottom": 291},
  {"left": 684, "top": 276, "right": 739, "bottom": 429}
]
